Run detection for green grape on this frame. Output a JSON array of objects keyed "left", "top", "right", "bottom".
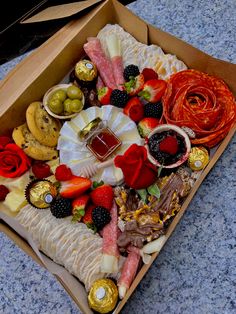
[
  {"left": 67, "top": 85, "right": 83, "bottom": 100},
  {"left": 48, "top": 98, "right": 64, "bottom": 114}
]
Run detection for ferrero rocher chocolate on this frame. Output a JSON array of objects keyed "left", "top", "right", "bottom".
[
  {"left": 75, "top": 59, "right": 97, "bottom": 83},
  {"left": 25, "top": 179, "right": 57, "bottom": 209},
  {"left": 188, "top": 146, "right": 209, "bottom": 171},
  {"left": 88, "top": 279, "right": 118, "bottom": 313}
]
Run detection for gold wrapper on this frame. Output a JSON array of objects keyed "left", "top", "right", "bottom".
[
  {"left": 25, "top": 179, "right": 58, "bottom": 209},
  {"left": 79, "top": 117, "right": 102, "bottom": 140},
  {"left": 75, "top": 59, "right": 97, "bottom": 82},
  {"left": 188, "top": 146, "right": 209, "bottom": 171},
  {"left": 88, "top": 279, "right": 118, "bottom": 313}
]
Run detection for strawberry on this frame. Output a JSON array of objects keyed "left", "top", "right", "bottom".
[
  {"left": 159, "top": 136, "right": 179, "bottom": 155},
  {"left": 55, "top": 164, "right": 73, "bottom": 181},
  {"left": 82, "top": 204, "right": 96, "bottom": 231},
  {"left": 72, "top": 194, "right": 90, "bottom": 222},
  {"left": 0, "top": 184, "right": 10, "bottom": 201},
  {"left": 141, "top": 68, "right": 159, "bottom": 81},
  {"left": 32, "top": 161, "right": 51, "bottom": 179},
  {"left": 124, "top": 74, "right": 144, "bottom": 96},
  {"left": 97, "top": 86, "right": 112, "bottom": 105},
  {"left": 139, "top": 79, "right": 167, "bottom": 103},
  {"left": 60, "top": 175, "right": 92, "bottom": 198},
  {"left": 138, "top": 117, "right": 160, "bottom": 138},
  {"left": 90, "top": 184, "right": 114, "bottom": 211},
  {"left": 123, "top": 97, "right": 144, "bottom": 122}
]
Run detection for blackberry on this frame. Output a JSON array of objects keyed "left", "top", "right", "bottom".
[
  {"left": 144, "top": 102, "right": 163, "bottom": 119},
  {"left": 123, "top": 65, "right": 140, "bottom": 81},
  {"left": 50, "top": 198, "right": 72, "bottom": 218},
  {"left": 92, "top": 206, "right": 111, "bottom": 230},
  {"left": 110, "top": 89, "right": 129, "bottom": 108}
]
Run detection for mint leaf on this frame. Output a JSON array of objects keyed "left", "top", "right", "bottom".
[
  {"left": 136, "top": 189, "right": 148, "bottom": 203},
  {"left": 147, "top": 184, "right": 161, "bottom": 199}
]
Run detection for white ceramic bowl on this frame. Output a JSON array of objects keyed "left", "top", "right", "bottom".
[
  {"left": 145, "top": 124, "right": 191, "bottom": 168},
  {"left": 43, "top": 83, "right": 85, "bottom": 119}
]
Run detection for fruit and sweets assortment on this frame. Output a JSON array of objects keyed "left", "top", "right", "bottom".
[{"left": 0, "top": 23, "right": 235, "bottom": 313}]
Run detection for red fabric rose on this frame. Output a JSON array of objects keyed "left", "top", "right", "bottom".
[
  {"left": 114, "top": 144, "right": 157, "bottom": 189},
  {"left": 0, "top": 142, "right": 31, "bottom": 178}
]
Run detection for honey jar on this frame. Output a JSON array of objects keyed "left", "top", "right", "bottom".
[{"left": 79, "top": 118, "right": 121, "bottom": 161}]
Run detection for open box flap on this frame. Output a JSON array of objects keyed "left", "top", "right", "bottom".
[{"left": 20, "top": 0, "right": 103, "bottom": 24}]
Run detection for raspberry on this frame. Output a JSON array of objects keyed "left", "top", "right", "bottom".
[
  {"left": 0, "top": 185, "right": 10, "bottom": 201},
  {"left": 55, "top": 164, "right": 73, "bottom": 181},
  {"left": 141, "top": 68, "right": 159, "bottom": 81},
  {"left": 32, "top": 161, "right": 51, "bottom": 179}
]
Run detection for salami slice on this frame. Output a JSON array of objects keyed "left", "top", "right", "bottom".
[
  {"left": 106, "top": 34, "right": 125, "bottom": 90},
  {"left": 162, "top": 69, "right": 236, "bottom": 147},
  {"left": 117, "top": 246, "right": 140, "bottom": 299},
  {"left": 84, "top": 38, "right": 117, "bottom": 90},
  {"left": 101, "top": 202, "right": 120, "bottom": 273}
]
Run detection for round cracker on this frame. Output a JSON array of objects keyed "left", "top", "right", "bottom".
[
  {"left": 26, "top": 102, "right": 61, "bottom": 147},
  {"left": 12, "top": 123, "right": 58, "bottom": 161}
]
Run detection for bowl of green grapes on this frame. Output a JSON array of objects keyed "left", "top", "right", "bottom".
[{"left": 43, "top": 83, "right": 85, "bottom": 119}]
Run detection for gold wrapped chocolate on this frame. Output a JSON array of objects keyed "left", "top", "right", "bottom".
[
  {"left": 25, "top": 179, "right": 57, "bottom": 209},
  {"left": 75, "top": 59, "right": 97, "bottom": 82},
  {"left": 188, "top": 146, "right": 209, "bottom": 171},
  {"left": 88, "top": 279, "right": 118, "bottom": 313}
]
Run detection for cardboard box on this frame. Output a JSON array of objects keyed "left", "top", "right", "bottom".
[{"left": 0, "top": 0, "right": 235, "bottom": 313}]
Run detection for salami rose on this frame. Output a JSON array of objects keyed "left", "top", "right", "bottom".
[{"left": 162, "top": 69, "right": 236, "bottom": 148}]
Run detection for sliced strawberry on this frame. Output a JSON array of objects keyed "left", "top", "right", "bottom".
[
  {"left": 32, "top": 161, "right": 51, "bottom": 179},
  {"left": 123, "top": 97, "right": 144, "bottom": 122},
  {"left": 142, "top": 68, "right": 159, "bottom": 81},
  {"left": 90, "top": 184, "right": 113, "bottom": 211},
  {"left": 124, "top": 73, "right": 144, "bottom": 96},
  {"left": 60, "top": 175, "right": 92, "bottom": 198},
  {"left": 138, "top": 117, "right": 160, "bottom": 138},
  {"left": 97, "top": 86, "right": 112, "bottom": 105},
  {"left": 159, "top": 136, "right": 179, "bottom": 155},
  {"left": 139, "top": 79, "right": 167, "bottom": 103},
  {"left": 55, "top": 164, "right": 73, "bottom": 181},
  {"left": 82, "top": 204, "right": 97, "bottom": 231},
  {"left": 0, "top": 184, "right": 10, "bottom": 201},
  {"left": 72, "top": 194, "right": 90, "bottom": 222}
]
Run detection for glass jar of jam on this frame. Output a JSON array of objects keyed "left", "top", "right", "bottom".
[{"left": 79, "top": 118, "right": 122, "bottom": 161}]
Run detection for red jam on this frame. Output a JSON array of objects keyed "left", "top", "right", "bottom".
[{"left": 87, "top": 128, "right": 121, "bottom": 161}]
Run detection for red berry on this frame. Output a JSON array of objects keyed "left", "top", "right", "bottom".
[
  {"left": 90, "top": 184, "right": 113, "bottom": 211},
  {"left": 159, "top": 136, "right": 179, "bottom": 155},
  {"left": 142, "top": 68, "right": 159, "bottom": 81},
  {"left": 55, "top": 164, "right": 73, "bottom": 181},
  {"left": 0, "top": 185, "right": 10, "bottom": 201},
  {"left": 60, "top": 175, "right": 92, "bottom": 198},
  {"left": 123, "top": 97, "right": 144, "bottom": 122},
  {"left": 32, "top": 161, "right": 51, "bottom": 179},
  {"left": 0, "top": 136, "right": 12, "bottom": 150}
]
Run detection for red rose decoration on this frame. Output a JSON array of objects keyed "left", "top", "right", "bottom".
[
  {"left": 114, "top": 144, "right": 157, "bottom": 189},
  {"left": 0, "top": 142, "right": 31, "bottom": 178}
]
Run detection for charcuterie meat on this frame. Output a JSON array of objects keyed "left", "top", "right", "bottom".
[
  {"left": 84, "top": 37, "right": 117, "bottom": 90},
  {"left": 162, "top": 69, "right": 236, "bottom": 147}
]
